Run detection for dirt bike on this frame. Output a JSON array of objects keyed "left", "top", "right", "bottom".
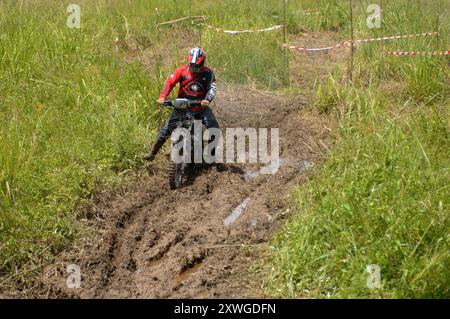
[{"left": 162, "top": 98, "right": 214, "bottom": 190}]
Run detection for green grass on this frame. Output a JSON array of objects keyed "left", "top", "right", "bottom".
[
  {"left": 267, "top": 85, "right": 450, "bottom": 298},
  {"left": 0, "top": 0, "right": 165, "bottom": 279},
  {"left": 265, "top": 0, "right": 450, "bottom": 298}
]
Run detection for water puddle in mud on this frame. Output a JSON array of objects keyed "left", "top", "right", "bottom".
[
  {"left": 280, "top": 159, "right": 313, "bottom": 170},
  {"left": 224, "top": 197, "right": 251, "bottom": 226},
  {"left": 175, "top": 263, "right": 202, "bottom": 283},
  {"left": 243, "top": 159, "right": 313, "bottom": 181},
  {"left": 243, "top": 171, "right": 261, "bottom": 181},
  {"left": 300, "top": 159, "right": 313, "bottom": 171}
]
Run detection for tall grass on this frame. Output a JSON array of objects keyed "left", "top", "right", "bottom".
[
  {"left": 268, "top": 84, "right": 450, "bottom": 298},
  {"left": 265, "top": 0, "right": 450, "bottom": 298},
  {"left": 0, "top": 0, "right": 167, "bottom": 279},
  {"left": 198, "top": 0, "right": 286, "bottom": 88}
]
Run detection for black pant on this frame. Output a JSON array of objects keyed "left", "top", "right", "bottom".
[{"left": 157, "top": 107, "right": 220, "bottom": 140}]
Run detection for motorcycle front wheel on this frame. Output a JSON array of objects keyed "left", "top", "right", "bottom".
[{"left": 168, "top": 161, "right": 185, "bottom": 190}]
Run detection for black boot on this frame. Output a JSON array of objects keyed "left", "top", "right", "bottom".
[{"left": 143, "top": 137, "right": 166, "bottom": 161}]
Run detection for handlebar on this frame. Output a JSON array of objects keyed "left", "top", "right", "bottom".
[{"left": 162, "top": 98, "right": 201, "bottom": 110}]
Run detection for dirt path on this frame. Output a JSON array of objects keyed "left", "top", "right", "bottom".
[{"left": 5, "top": 32, "right": 347, "bottom": 298}]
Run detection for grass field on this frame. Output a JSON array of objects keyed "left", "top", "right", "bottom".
[
  {"left": 1, "top": 0, "right": 449, "bottom": 298},
  {"left": 265, "top": 0, "right": 450, "bottom": 298}
]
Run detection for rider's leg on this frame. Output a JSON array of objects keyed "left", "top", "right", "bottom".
[
  {"left": 200, "top": 107, "right": 220, "bottom": 130},
  {"left": 198, "top": 108, "right": 224, "bottom": 168},
  {"left": 143, "top": 129, "right": 169, "bottom": 161},
  {"left": 143, "top": 111, "right": 177, "bottom": 161}
]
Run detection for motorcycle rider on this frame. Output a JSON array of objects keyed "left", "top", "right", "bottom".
[{"left": 143, "top": 47, "right": 219, "bottom": 161}]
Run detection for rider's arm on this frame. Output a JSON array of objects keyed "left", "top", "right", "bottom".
[
  {"left": 159, "top": 66, "right": 183, "bottom": 100},
  {"left": 204, "top": 71, "right": 217, "bottom": 102}
]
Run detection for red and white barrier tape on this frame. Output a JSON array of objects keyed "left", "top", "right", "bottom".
[
  {"left": 355, "top": 32, "right": 438, "bottom": 43},
  {"left": 200, "top": 23, "right": 283, "bottom": 34},
  {"left": 294, "top": 9, "right": 320, "bottom": 15},
  {"left": 284, "top": 32, "right": 439, "bottom": 53},
  {"left": 283, "top": 40, "right": 351, "bottom": 52},
  {"left": 384, "top": 50, "right": 450, "bottom": 56},
  {"left": 156, "top": 15, "right": 208, "bottom": 26}
]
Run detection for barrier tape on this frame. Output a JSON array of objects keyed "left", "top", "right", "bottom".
[
  {"left": 283, "top": 40, "right": 351, "bottom": 52},
  {"left": 384, "top": 50, "right": 450, "bottom": 56},
  {"left": 156, "top": 15, "right": 208, "bottom": 26},
  {"left": 294, "top": 9, "right": 320, "bottom": 15},
  {"left": 199, "top": 23, "right": 283, "bottom": 34},
  {"left": 190, "top": 16, "right": 209, "bottom": 24},
  {"left": 297, "top": 12, "right": 320, "bottom": 15},
  {"left": 355, "top": 32, "right": 438, "bottom": 43},
  {"left": 114, "top": 22, "right": 282, "bottom": 50},
  {"left": 284, "top": 32, "right": 439, "bottom": 53}
]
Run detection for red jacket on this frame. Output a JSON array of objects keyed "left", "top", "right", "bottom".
[{"left": 159, "top": 65, "right": 217, "bottom": 110}]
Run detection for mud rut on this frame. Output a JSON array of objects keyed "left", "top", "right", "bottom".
[{"left": 16, "top": 32, "right": 346, "bottom": 298}]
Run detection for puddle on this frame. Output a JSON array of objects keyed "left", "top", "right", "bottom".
[
  {"left": 243, "top": 159, "right": 313, "bottom": 181},
  {"left": 280, "top": 159, "right": 313, "bottom": 170},
  {"left": 224, "top": 197, "right": 251, "bottom": 226},
  {"left": 243, "top": 170, "right": 261, "bottom": 181},
  {"left": 300, "top": 159, "right": 313, "bottom": 171},
  {"left": 175, "top": 263, "right": 202, "bottom": 283}
]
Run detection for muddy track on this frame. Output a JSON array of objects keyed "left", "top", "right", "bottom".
[
  {"left": 22, "top": 82, "right": 330, "bottom": 299},
  {"left": 7, "top": 32, "right": 346, "bottom": 298}
]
